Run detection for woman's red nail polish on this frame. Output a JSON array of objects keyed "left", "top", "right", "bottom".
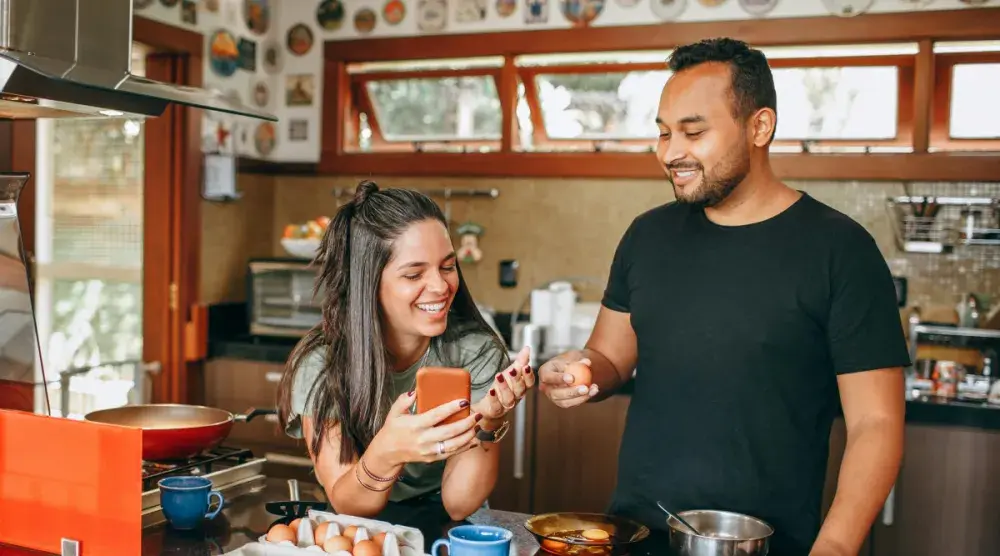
[
  {"left": 509, "top": 369, "right": 518, "bottom": 377},
  {"left": 475, "top": 414, "right": 483, "bottom": 422},
  {"left": 497, "top": 374, "right": 505, "bottom": 383},
  {"left": 490, "top": 389, "right": 496, "bottom": 396},
  {"left": 408, "top": 390, "right": 414, "bottom": 396},
  {"left": 525, "top": 368, "right": 532, "bottom": 375}
]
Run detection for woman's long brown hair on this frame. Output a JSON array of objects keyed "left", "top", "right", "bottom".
[{"left": 276, "top": 180, "right": 506, "bottom": 464}]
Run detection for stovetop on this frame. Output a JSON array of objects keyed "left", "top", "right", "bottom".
[{"left": 141, "top": 446, "right": 268, "bottom": 528}]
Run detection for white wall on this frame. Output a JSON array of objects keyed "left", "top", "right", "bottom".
[{"left": 135, "top": 0, "right": 993, "bottom": 164}]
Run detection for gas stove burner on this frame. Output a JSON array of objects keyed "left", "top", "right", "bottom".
[{"left": 142, "top": 445, "right": 255, "bottom": 490}]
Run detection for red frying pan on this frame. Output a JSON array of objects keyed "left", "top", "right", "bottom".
[{"left": 83, "top": 404, "right": 276, "bottom": 461}]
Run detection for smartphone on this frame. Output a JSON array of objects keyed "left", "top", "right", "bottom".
[{"left": 415, "top": 366, "right": 471, "bottom": 425}]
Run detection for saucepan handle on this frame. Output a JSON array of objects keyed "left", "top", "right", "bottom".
[{"left": 235, "top": 408, "right": 278, "bottom": 422}]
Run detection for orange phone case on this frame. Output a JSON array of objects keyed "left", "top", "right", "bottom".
[{"left": 415, "top": 366, "right": 471, "bottom": 425}]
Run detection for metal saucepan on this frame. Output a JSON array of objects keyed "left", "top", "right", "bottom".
[
  {"left": 83, "top": 404, "right": 276, "bottom": 461},
  {"left": 667, "top": 510, "right": 773, "bottom": 556}
]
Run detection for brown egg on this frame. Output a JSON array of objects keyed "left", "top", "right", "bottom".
[
  {"left": 565, "top": 361, "right": 592, "bottom": 386},
  {"left": 372, "top": 532, "right": 386, "bottom": 548},
  {"left": 289, "top": 518, "right": 302, "bottom": 533},
  {"left": 266, "top": 524, "right": 297, "bottom": 544},
  {"left": 314, "top": 521, "right": 331, "bottom": 545},
  {"left": 323, "top": 535, "right": 354, "bottom": 553},
  {"left": 352, "top": 539, "right": 380, "bottom": 556},
  {"left": 343, "top": 525, "right": 358, "bottom": 541}
]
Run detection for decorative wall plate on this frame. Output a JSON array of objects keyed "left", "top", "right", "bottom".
[
  {"left": 286, "top": 24, "right": 315, "bottom": 56},
  {"left": 560, "top": 0, "right": 605, "bottom": 27},
  {"left": 354, "top": 8, "right": 378, "bottom": 32},
  {"left": 317, "top": 0, "right": 346, "bottom": 31},
  {"left": 255, "top": 122, "right": 276, "bottom": 157},
  {"left": 244, "top": 0, "right": 270, "bottom": 35},
  {"left": 651, "top": 0, "right": 686, "bottom": 21},
  {"left": 383, "top": 0, "right": 406, "bottom": 24},
  {"left": 738, "top": 0, "right": 777, "bottom": 16},
  {"left": 261, "top": 39, "right": 284, "bottom": 74},
  {"left": 418, "top": 0, "right": 448, "bottom": 32},
  {"left": 208, "top": 30, "right": 239, "bottom": 77},
  {"left": 822, "top": 0, "right": 874, "bottom": 16},
  {"left": 525, "top": 0, "right": 548, "bottom": 21}
]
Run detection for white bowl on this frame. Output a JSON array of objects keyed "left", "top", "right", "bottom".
[{"left": 281, "top": 238, "right": 321, "bottom": 259}]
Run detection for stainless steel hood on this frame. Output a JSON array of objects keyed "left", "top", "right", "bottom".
[{"left": 0, "top": 0, "right": 277, "bottom": 121}]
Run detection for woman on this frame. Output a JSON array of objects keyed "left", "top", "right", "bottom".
[{"left": 277, "top": 180, "right": 533, "bottom": 521}]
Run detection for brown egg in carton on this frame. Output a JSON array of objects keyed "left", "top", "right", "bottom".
[{"left": 223, "top": 508, "right": 427, "bottom": 556}]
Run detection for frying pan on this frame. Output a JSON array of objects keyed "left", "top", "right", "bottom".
[{"left": 83, "top": 404, "right": 276, "bottom": 461}]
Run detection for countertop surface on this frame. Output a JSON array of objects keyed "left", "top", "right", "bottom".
[{"left": 138, "top": 477, "right": 671, "bottom": 555}]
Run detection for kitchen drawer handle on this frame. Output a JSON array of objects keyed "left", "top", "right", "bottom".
[
  {"left": 265, "top": 372, "right": 282, "bottom": 383},
  {"left": 266, "top": 452, "right": 314, "bottom": 468},
  {"left": 882, "top": 484, "right": 895, "bottom": 526},
  {"left": 264, "top": 414, "right": 278, "bottom": 423},
  {"left": 513, "top": 399, "right": 526, "bottom": 479}
]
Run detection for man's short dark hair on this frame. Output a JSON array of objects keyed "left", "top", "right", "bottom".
[{"left": 667, "top": 37, "right": 777, "bottom": 124}]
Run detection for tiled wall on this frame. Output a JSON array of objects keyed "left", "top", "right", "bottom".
[{"left": 201, "top": 175, "right": 1000, "bottom": 315}]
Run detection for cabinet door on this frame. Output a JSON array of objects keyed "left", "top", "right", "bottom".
[
  {"left": 871, "top": 424, "right": 1000, "bottom": 556},
  {"left": 488, "top": 389, "right": 536, "bottom": 513},
  {"left": 531, "top": 392, "right": 631, "bottom": 514},
  {"left": 203, "top": 358, "right": 302, "bottom": 453}
]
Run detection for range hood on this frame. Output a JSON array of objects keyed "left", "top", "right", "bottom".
[{"left": 0, "top": 0, "right": 276, "bottom": 121}]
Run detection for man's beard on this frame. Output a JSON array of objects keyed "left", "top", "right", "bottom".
[{"left": 670, "top": 143, "right": 750, "bottom": 209}]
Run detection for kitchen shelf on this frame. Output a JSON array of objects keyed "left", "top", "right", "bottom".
[{"left": 886, "top": 194, "right": 1000, "bottom": 259}]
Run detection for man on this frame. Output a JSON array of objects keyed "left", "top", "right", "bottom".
[{"left": 539, "top": 38, "right": 908, "bottom": 556}]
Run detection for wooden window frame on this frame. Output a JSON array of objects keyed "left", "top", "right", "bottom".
[
  {"left": 319, "top": 8, "right": 1000, "bottom": 181},
  {"left": 347, "top": 67, "right": 504, "bottom": 153},
  {"left": 931, "top": 51, "right": 1000, "bottom": 151}
]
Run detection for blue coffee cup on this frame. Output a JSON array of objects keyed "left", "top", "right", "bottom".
[
  {"left": 432, "top": 525, "right": 513, "bottom": 556},
  {"left": 158, "top": 476, "right": 224, "bottom": 530}
]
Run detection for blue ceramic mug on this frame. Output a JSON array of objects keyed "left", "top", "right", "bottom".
[
  {"left": 158, "top": 476, "right": 224, "bottom": 530},
  {"left": 432, "top": 525, "right": 513, "bottom": 556}
]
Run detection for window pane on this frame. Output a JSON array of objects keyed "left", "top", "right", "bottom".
[
  {"left": 772, "top": 66, "right": 898, "bottom": 141},
  {"left": 366, "top": 76, "right": 501, "bottom": 141},
  {"left": 535, "top": 71, "right": 671, "bottom": 140},
  {"left": 950, "top": 64, "right": 1000, "bottom": 139},
  {"left": 46, "top": 279, "right": 143, "bottom": 369}
]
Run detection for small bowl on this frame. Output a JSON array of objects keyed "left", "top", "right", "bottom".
[
  {"left": 281, "top": 238, "right": 321, "bottom": 259},
  {"left": 666, "top": 509, "right": 773, "bottom": 556},
  {"left": 524, "top": 512, "right": 650, "bottom": 555}
]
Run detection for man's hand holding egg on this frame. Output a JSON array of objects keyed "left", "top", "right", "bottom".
[{"left": 538, "top": 354, "right": 599, "bottom": 408}]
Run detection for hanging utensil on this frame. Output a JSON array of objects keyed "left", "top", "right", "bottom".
[{"left": 656, "top": 501, "right": 702, "bottom": 536}]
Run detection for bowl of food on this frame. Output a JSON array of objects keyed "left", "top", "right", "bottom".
[
  {"left": 281, "top": 216, "right": 330, "bottom": 259},
  {"left": 524, "top": 512, "right": 649, "bottom": 555},
  {"left": 666, "top": 509, "right": 773, "bottom": 556}
]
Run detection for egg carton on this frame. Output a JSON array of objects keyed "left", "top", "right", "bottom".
[{"left": 222, "top": 509, "right": 428, "bottom": 556}]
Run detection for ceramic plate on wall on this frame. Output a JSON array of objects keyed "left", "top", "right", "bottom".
[
  {"left": 418, "top": 0, "right": 448, "bottom": 32},
  {"left": 261, "top": 39, "right": 284, "bottom": 74},
  {"left": 383, "top": 0, "right": 406, "bottom": 25},
  {"left": 354, "top": 8, "right": 378, "bottom": 33},
  {"left": 560, "top": 0, "right": 605, "bottom": 27},
  {"left": 286, "top": 24, "right": 315, "bottom": 56},
  {"left": 255, "top": 122, "right": 276, "bottom": 157},
  {"left": 317, "top": 0, "right": 346, "bottom": 31},
  {"left": 738, "top": 0, "right": 777, "bottom": 16},
  {"left": 208, "top": 30, "right": 239, "bottom": 77},
  {"left": 822, "top": 0, "right": 874, "bottom": 16},
  {"left": 244, "top": 0, "right": 270, "bottom": 35},
  {"left": 651, "top": 0, "right": 686, "bottom": 20}
]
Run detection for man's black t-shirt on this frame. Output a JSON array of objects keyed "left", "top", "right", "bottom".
[{"left": 602, "top": 193, "right": 910, "bottom": 556}]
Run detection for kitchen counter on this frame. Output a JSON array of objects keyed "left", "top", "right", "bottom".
[{"left": 137, "top": 477, "right": 670, "bottom": 555}]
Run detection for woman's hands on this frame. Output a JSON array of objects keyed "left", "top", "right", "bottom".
[
  {"left": 368, "top": 391, "right": 482, "bottom": 468},
  {"left": 472, "top": 345, "right": 534, "bottom": 424}
]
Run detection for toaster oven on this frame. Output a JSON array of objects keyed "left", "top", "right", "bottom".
[{"left": 247, "top": 258, "right": 322, "bottom": 337}]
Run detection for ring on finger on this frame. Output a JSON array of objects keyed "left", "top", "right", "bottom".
[{"left": 436, "top": 441, "right": 445, "bottom": 455}]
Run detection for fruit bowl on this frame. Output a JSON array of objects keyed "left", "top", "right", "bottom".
[{"left": 281, "top": 238, "right": 321, "bottom": 259}]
